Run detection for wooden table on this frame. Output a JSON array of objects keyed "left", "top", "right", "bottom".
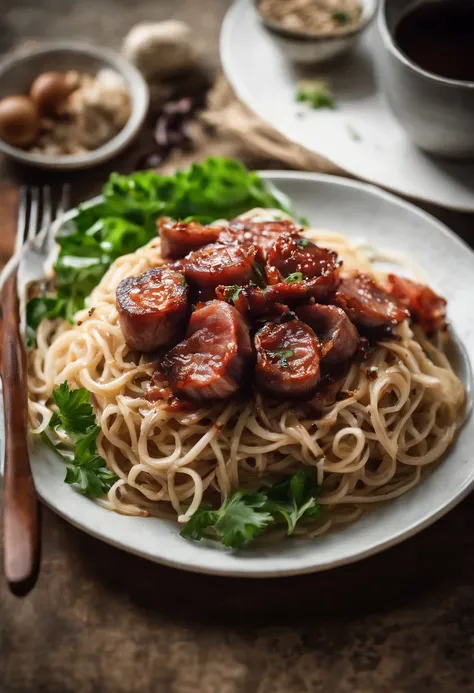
[{"left": 1, "top": 2, "right": 474, "bottom": 692}]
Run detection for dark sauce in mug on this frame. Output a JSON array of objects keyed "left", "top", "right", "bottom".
[{"left": 395, "top": 0, "right": 474, "bottom": 81}]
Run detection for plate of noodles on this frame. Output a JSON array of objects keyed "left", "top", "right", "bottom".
[{"left": 19, "top": 158, "right": 473, "bottom": 577}]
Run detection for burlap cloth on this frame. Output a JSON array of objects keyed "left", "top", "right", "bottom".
[{"left": 163, "top": 72, "right": 345, "bottom": 175}]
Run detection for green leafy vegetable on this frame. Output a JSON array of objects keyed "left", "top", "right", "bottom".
[
  {"left": 296, "top": 238, "right": 310, "bottom": 248},
  {"left": 332, "top": 10, "right": 351, "bottom": 24},
  {"left": 285, "top": 272, "right": 305, "bottom": 283},
  {"left": 180, "top": 469, "right": 320, "bottom": 548},
  {"left": 46, "top": 382, "right": 118, "bottom": 498},
  {"left": 296, "top": 81, "right": 336, "bottom": 110},
  {"left": 27, "top": 158, "right": 296, "bottom": 338}
]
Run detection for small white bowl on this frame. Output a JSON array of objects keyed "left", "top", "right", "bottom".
[
  {"left": 0, "top": 41, "right": 149, "bottom": 170},
  {"left": 254, "top": 0, "right": 377, "bottom": 64}
]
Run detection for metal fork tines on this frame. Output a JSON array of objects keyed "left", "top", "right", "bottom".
[{"left": 0, "top": 185, "right": 70, "bottom": 293}]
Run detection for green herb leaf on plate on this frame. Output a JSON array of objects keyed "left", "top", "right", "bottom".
[
  {"left": 180, "top": 491, "right": 273, "bottom": 549},
  {"left": 46, "top": 381, "right": 118, "bottom": 498},
  {"left": 264, "top": 468, "right": 321, "bottom": 534},
  {"left": 296, "top": 81, "right": 336, "bottom": 110},
  {"left": 180, "top": 469, "right": 320, "bottom": 549},
  {"left": 285, "top": 272, "right": 305, "bottom": 283}
]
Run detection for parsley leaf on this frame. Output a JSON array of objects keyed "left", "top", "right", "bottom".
[
  {"left": 252, "top": 262, "right": 267, "bottom": 289},
  {"left": 46, "top": 381, "right": 118, "bottom": 498},
  {"left": 296, "top": 238, "right": 310, "bottom": 248},
  {"left": 222, "top": 285, "right": 243, "bottom": 304},
  {"left": 180, "top": 492, "right": 272, "bottom": 549},
  {"left": 179, "top": 505, "right": 218, "bottom": 541},
  {"left": 264, "top": 468, "right": 321, "bottom": 534},
  {"left": 51, "top": 382, "right": 96, "bottom": 439},
  {"left": 216, "top": 492, "right": 272, "bottom": 548},
  {"left": 296, "top": 81, "right": 336, "bottom": 110},
  {"left": 285, "top": 272, "right": 305, "bottom": 283},
  {"left": 180, "top": 470, "right": 320, "bottom": 548},
  {"left": 332, "top": 10, "right": 351, "bottom": 24}
]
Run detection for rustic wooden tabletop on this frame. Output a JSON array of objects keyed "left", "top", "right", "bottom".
[{"left": 1, "top": 2, "right": 474, "bottom": 692}]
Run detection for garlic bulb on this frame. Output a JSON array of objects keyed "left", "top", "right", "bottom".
[{"left": 122, "top": 20, "right": 199, "bottom": 80}]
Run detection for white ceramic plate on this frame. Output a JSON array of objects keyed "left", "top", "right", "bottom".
[
  {"left": 221, "top": 0, "right": 474, "bottom": 212},
  {"left": 2, "top": 172, "right": 474, "bottom": 577}
]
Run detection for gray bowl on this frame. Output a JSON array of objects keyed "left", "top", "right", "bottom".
[
  {"left": 378, "top": 0, "right": 474, "bottom": 160},
  {"left": 254, "top": 0, "right": 377, "bottom": 64},
  {"left": 0, "top": 41, "right": 149, "bottom": 170}
]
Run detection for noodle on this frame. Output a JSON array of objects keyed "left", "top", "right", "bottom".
[{"left": 27, "top": 215, "right": 466, "bottom": 538}]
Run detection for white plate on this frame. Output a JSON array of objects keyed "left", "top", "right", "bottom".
[
  {"left": 3, "top": 172, "right": 474, "bottom": 577},
  {"left": 220, "top": 0, "right": 474, "bottom": 212}
]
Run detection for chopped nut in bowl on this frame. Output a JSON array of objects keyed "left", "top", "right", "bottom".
[
  {"left": 254, "top": 0, "right": 377, "bottom": 64},
  {"left": 0, "top": 42, "right": 148, "bottom": 169},
  {"left": 258, "top": 0, "right": 363, "bottom": 35}
]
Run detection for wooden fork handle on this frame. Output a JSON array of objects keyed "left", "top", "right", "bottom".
[{"left": 2, "top": 270, "right": 41, "bottom": 595}]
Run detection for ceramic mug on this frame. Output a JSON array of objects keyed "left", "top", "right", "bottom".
[{"left": 377, "top": 0, "right": 474, "bottom": 159}]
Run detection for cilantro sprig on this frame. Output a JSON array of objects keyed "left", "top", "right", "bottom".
[
  {"left": 180, "top": 468, "right": 320, "bottom": 549},
  {"left": 44, "top": 382, "right": 118, "bottom": 499}
]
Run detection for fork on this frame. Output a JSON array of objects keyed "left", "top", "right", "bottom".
[{"left": 1, "top": 185, "right": 69, "bottom": 596}]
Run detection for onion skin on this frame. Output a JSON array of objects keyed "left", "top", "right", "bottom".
[{"left": 0, "top": 95, "right": 39, "bottom": 147}]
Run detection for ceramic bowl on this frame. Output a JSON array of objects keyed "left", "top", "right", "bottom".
[
  {"left": 377, "top": 0, "right": 474, "bottom": 159},
  {"left": 253, "top": 0, "right": 377, "bottom": 64},
  {"left": 0, "top": 41, "right": 149, "bottom": 170}
]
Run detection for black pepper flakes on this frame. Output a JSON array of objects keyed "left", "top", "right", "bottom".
[{"left": 336, "top": 390, "right": 355, "bottom": 401}]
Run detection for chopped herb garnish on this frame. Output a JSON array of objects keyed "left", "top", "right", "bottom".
[
  {"left": 285, "top": 272, "right": 305, "bottom": 283},
  {"left": 253, "top": 262, "right": 267, "bottom": 288},
  {"left": 296, "top": 81, "right": 336, "bottom": 110},
  {"left": 45, "top": 382, "right": 118, "bottom": 499},
  {"left": 332, "top": 10, "right": 351, "bottom": 24},
  {"left": 271, "top": 348, "right": 294, "bottom": 368},
  {"left": 347, "top": 124, "right": 362, "bottom": 141},
  {"left": 296, "top": 238, "right": 310, "bottom": 248},
  {"left": 273, "top": 349, "right": 294, "bottom": 359},
  {"left": 224, "top": 285, "right": 243, "bottom": 304},
  {"left": 180, "top": 468, "right": 320, "bottom": 548}
]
